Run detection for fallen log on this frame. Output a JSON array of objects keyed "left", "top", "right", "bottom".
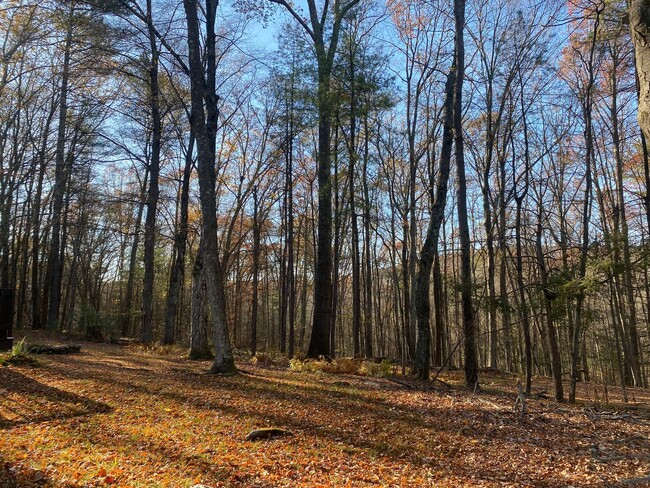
[{"left": 27, "top": 344, "right": 81, "bottom": 355}]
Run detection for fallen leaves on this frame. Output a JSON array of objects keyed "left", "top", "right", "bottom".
[{"left": 1, "top": 336, "right": 649, "bottom": 487}]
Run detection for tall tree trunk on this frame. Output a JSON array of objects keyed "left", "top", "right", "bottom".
[
  {"left": 121, "top": 171, "right": 147, "bottom": 338},
  {"left": 163, "top": 132, "right": 194, "bottom": 345},
  {"left": 348, "top": 51, "right": 362, "bottom": 357},
  {"left": 183, "top": 0, "right": 235, "bottom": 374},
  {"left": 330, "top": 125, "right": 341, "bottom": 358},
  {"left": 408, "top": 146, "right": 417, "bottom": 364},
  {"left": 515, "top": 80, "right": 532, "bottom": 394},
  {"left": 279, "top": 199, "right": 288, "bottom": 353},
  {"left": 515, "top": 199, "right": 532, "bottom": 393},
  {"left": 16, "top": 176, "right": 33, "bottom": 330},
  {"left": 535, "top": 207, "right": 563, "bottom": 402},
  {"left": 412, "top": 51, "right": 455, "bottom": 380},
  {"left": 287, "top": 126, "right": 296, "bottom": 359},
  {"left": 362, "top": 116, "right": 373, "bottom": 358},
  {"left": 570, "top": 7, "right": 600, "bottom": 403},
  {"left": 271, "top": 0, "right": 362, "bottom": 358},
  {"left": 453, "top": 0, "right": 478, "bottom": 389},
  {"left": 46, "top": 12, "right": 73, "bottom": 330},
  {"left": 250, "top": 187, "right": 260, "bottom": 357},
  {"left": 310, "top": 62, "right": 335, "bottom": 358},
  {"left": 30, "top": 101, "right": 55, "bottom": 329},
  {"left": 1, "top": 113, "right": 20, "bottom": 290},
  {"left": 497, "top": 140, "right": 512, "bottom": 372},
  {"left": 140, "top": 0, "right": 162, "bottom": 343},
  {"left": 402, "top": 216, "right": 410, "bottom": 362},
  {"left": 630, "top": 0, "right": 650, "bottom": 142},
  {"left": 610, "top": 52, "right": 643, "bottom": 386}
]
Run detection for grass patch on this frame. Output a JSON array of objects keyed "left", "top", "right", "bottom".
[
  {"left": 289, "top": 357, "right": 395, "bottom": 377},
  {"left": 0, "top": 338, "right": 40, "bottom": 367}
]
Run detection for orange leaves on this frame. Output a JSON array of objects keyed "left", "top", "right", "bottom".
[
  {"left": 93, "top": 467, "right": 119, "bottom": 485},
  {"left": 2, "top": 339, "right": 650, "bottom": 487},
  {"left": 387, "top": 0, "right": 434, "bottom": 41}
]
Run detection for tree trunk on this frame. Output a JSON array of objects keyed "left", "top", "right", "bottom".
[
  {"left": 535, "top": 209, "right": 563, "bottom": 402},
  {"left": 347, "top": 51, "right": 362, "bottom": 358},
  {"left": 570, "top": 7, "right": 600, "bottom": 403},
  {"left": 250, "top": 187, "right": 260, "bottom": 357},
  {"left": 610, "top": 52, "right": 643, "bottom": 386},
  {"left": 631, "top": 0, "right": 650, "bottom": 142},
  {"left": 309, "top": 61, "right": 334, "bottom": 358},
  {"left": 140, "top": 0, "right": 162, "bottom": 344},
  {"left": 272, "top": 0, "right": 362, "bottom": 358},
  {"left": 330, "top": 124, "right": 341, "bottom": 358},
  {"left": 515, "top": 79, "right": 532, "bottom": 394},
  {"left": 163, "top": 132, "right": 194, "bottom": 345},
  {"left": 121, "top": 171, "right": 147, "bottom": 338},
  {"left": 412, "top": 51, "right": 455, "bottom": 380},
  {"left": 46, "top": 12, "right": 73, "bottom": 330},
  {"left": 287, "top": 124, "right": 296, "bottom": 359},
  {"left": 515, "top": 200, "right": 532, "bottom": 393},
  {"left": 189, "top": 242, "right": 213, "bottom": 360},
  {"left": 451, "top": 0, "right": 477, "bottom": 389},
  {"left": 183, "top": 0, "right": 235, "bottom": 374},
  {"left": 30, "top": 102, "right": 54, "bottom": 330},
  {"left": 362, "top": 116, "right": 373, "bottom": 358}
]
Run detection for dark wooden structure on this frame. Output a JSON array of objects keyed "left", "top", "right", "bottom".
[{"left": 0, "top": 288, "right": 13, "bottom": 351}]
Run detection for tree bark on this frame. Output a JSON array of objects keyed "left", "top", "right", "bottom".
[
  {"left": 535, "top": 209, "right": 564, "bottom": 402},
  {"left": 46, "top": 9, "right": 74, "bottom": 330},
  {"left": 271, "top": 0, "right": 361, "bottom": 358},
  {"left": 631, "top": 0, "right": 650, "bottom": 141},
  {"left": 30, "top": 100, "right": 56, "bottom": 330},
  {"left": 610, "top": 47, "right": 643, "bottom": 386},
  {"left": 362, "top": 115, "right": 373, "bottom": 358},
  {"left": 189, "top": 242, "right": 213, "bottom": 360},
  {"left": 250, "top": 187, "right": 260, "bottom": 357},
  {"left": 183, "top": 0, "right": 235, "bottom": 374},
  {"left": 412, "top": 52, "right": 455, "bottom": 380},
  {"left": 570, "top": 6, "right": 600, "bottom": 403},
  {"left": 453, "top": 0, "right": 478, "bottom": 389},
  {"left": 515, "top": 78, "right": 532, "bottom": 394},
  {"left": 163, "top": 132, "right": 194, "bottom": 345},
  {"left": 121, "top": 170, "right": 147, "bottom": 338},
  {"left": 140, "top": 0, "right": 162, "bottom": 343}
]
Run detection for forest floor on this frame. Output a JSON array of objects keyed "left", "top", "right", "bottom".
[{"left": 1, "top": 333, "right": 650, "bottom": 487}]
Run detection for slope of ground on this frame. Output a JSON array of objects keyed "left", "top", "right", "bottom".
[{"left": 1, "top": 334, "right": 649, "bottom": 487}]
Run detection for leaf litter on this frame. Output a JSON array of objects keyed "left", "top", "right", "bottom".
[{"left": 1, "top": 339, "right": 649, "bottom": 487}]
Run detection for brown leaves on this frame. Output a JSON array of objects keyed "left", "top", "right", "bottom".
[{"left": 1, "top": 340, "right": 650, "bottom": 487}]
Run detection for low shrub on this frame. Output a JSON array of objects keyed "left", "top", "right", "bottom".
[
  {"left": 289, "top": 357, "right": 394, "bottom": 378},
  {"left": 252, "top": 353, "right": 290, "bottom": 368},
  {"left": 0, "top": 338, "right": 40, "bottom": 367}
]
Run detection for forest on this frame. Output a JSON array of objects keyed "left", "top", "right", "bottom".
[
  {"left": 2, "top": 0, "right": 650, "bottom": 402},
  {"left": 4, "top": 0, "right": 650, "bottom": 485}
]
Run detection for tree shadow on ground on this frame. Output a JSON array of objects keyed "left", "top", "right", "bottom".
[
  {"left": 55, "top": 362, "right": 602, "bottom": 486},
  {"left": 31, "top": 348, "right": 650, "bottom": 487},
  {"left": 0, "top": 368, "right": 112, "bottom": 429}
]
